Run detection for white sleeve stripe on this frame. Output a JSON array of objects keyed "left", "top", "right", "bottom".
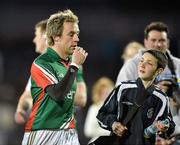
[
  {"left": 104, "top": 90, "right": 116, "bottom": 106},
  {"left": 25, "top": 77, "right": 31, "bottom": 91},
  {"left": 153, "top": 91, "right": 167, "bottom": 121},
  {"left": 166, "top": 96, "right": 170, "bottom": 113},
  {"left": 34, "top": 62, "right": 58, "bottom": 84},
  {"left": 34, "top": 63, "right": 56, "bottom": 84},
  {"left": 117, "top": 83, "right": 137, "bottom": 119},
  {"left": 117, "top": 83, "right": 137, "bottom": 102},
  {"left": 97, "top": 119, "right": 108, "bottom": 128}
]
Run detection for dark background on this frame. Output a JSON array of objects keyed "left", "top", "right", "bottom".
[{"left": 0, "top": 0, "right": 180, "bottom": 144}]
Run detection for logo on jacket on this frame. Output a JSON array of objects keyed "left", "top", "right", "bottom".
[
  {"left": 121, "top": 101, "right": 133, "bottom": 106},
  {"left": 147, "top": 108, "right": 154, "bottom": 119},
  {"left": 57, "top": 72, "right": 64, "bottom": 79},
  {"left": 66, "top": 90, "right": 75, "bottom": 99}
]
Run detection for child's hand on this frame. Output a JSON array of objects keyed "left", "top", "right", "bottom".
[
  {"left": 155, "top": 120, "right": 169, "bottom": 134},
  {"left": 112, "top": 121, "right": 127, "bottom": 136}
]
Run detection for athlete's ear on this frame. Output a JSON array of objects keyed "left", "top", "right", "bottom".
[
  {"left": 53, "top": 36, "right": 60, "bottom": 42},
  {"left": 156, "top": 68, "right": 164, "bottom": 76}
]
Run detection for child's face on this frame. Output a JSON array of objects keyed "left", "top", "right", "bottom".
[{"left": 138, "top": 52, "right": 158, "bottom": 81}]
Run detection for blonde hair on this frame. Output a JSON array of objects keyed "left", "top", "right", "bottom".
[
  {"left": 46, "top": 9, "right": 79, "bottom": 46},
  {"left": 125, "top": 41, "right": 143, "bottom": 51},
  {"left": 35, "top": 19, "right": 47, "bottom": 34},
  {"left": 121, "top": 41, "right": 143, "bottom": 63},
  {"left": 92, "top": 77, "right": 114, "bottom": 104}
]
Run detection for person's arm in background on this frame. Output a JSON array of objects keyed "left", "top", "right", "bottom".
[
  {"left": 75, "top": 82, "right": 87, "bottom": 107},
  {"left": 84, "top": 105, "right": 110, "bottom": 138},
  {"left": 14, "top": 78, "right": 32, "bottom": 124},
  {"left": 74, "top": 65, "right": 87, "bottom": 107}
]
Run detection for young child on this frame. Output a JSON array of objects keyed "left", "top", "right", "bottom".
[{"left": 96, "top": 50, "right": 175, "bottom": 145}]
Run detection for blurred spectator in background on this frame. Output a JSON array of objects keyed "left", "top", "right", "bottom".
[
  {"left": 0, "top": 30, "right": 16, "bottom": 145},
  {"left": 116, "top": 21, "right": 180, "bottom": 145},
  {"left": 14, "top": 19, "right": 47, "bottom": 125},
  {"left": 0, "top": 84, "right": 15, "bottom": 145},
  {"left": 121, "top": 41, "right": 143, "bottom": 63},
  {"left": 0, "top": 51, "right": 4, "bottom": 83},
  {"left": 84, "top": 77, "right": 114, "bottom": 143}
]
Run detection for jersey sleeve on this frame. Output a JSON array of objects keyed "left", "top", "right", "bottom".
[
  {"left": 25, "top": 77, "right": 31, "bottom": 91},
  {"left": 31, "top": 61, "right": 58, "bottom": 90},
  {"left": 96, "top": 86, "right": 120, "bottom": 131}
]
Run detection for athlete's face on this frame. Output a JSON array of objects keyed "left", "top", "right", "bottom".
[
  {"left": 33, "top": 27, "right": 46, "bottom": 54},
  {"left": 138, "top": 52, "right": 159, "bottom": 81},
  {"left": 144, "top": 30, "right": 169, "bottom": 53},
  {"left": 58, "top": 22, "right": 79, "bottom": 56}
]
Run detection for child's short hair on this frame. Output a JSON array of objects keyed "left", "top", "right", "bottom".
[{"left": 143, "top": 49, "right": 168, "bottom": 69}]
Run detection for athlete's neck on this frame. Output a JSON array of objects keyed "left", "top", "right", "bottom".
[{"left": 52, "top": 46, "right": 69, "bottom": 60}]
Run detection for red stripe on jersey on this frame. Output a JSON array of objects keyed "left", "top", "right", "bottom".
[
  {"left": 25, "top": 92, "right": 45, "bottom": 131},
  {"left": 61, "top": 61, "right": 70, "bottom": 68},
  {"left": 31, "top": 63, "right": 55, "bottom": 90},
  {"left": 68, "top": 117, "right": 75, "bottom": 128}
]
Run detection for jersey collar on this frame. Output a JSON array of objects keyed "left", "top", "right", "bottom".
[{"left": 47, "top": 48, "right": 71, "bottom": 66}]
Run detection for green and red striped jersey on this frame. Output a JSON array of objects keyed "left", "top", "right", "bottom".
[{"left": 25, "top": 48, "right": 83, "bottom": 131}]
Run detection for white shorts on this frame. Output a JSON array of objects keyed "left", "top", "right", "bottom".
[{"left": 22, "top": 129, "right": 80, "bottom": 145}]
